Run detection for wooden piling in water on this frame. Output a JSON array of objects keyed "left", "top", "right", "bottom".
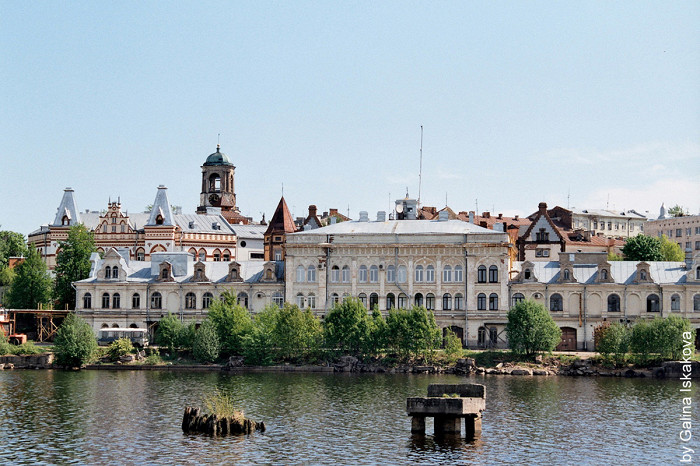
[{"left": 182, "top": 406, "right": 266, "bottom": 436}]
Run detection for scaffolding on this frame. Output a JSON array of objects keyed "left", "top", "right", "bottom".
[{"left": 2, "top": 309, "right": 69, "bottom": 342}]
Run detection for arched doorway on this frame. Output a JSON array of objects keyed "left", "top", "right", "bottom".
[{"left": 557, "top": 327, "right": 577, "bottom": 351}]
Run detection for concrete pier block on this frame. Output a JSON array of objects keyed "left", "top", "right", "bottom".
[
  {"left": 411, "top": 416, "right": 426, "bottom": 433},
  {"left": 464, "top": 414, "right": 482, "bottom": 437}
]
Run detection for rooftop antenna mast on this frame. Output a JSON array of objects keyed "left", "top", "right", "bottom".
[
  {"left": 418, "top": 125, "right": 423, "bottom": 206},
  {"left": 567, "top": 186, "right": 570, "bottom": 209}
]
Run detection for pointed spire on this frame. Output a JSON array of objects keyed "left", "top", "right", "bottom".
[
  {"left": 146, "top": 185, "right": 174, "bottom": 226},
  {"left": 52, "top": 188, "right": 81, "bottom": 226},
  {"left": 264, "top": 196, "right": 296, "bottom": 235}
]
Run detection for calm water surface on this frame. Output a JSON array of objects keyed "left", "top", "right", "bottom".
[{"left": 0, "top": 370, "right": 692, "bottom": 465}]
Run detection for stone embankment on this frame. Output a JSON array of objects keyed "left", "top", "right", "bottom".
[
  {"left": 182, "top": 406, "right": 265, "bottom": 436},
  {"left": 0, "top": 353, "right": 54, "bottom": 370}
]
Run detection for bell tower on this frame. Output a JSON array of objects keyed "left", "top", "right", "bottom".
[
  {"left": 197, "top": 145, "right": 248, "bottom": 224},
  {"left": 197, "top": 144, "right": 236, "bottom": 212}
]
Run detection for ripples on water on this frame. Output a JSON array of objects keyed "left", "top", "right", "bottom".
[{"left": 0, "top": 370, "right": 689, "bottom": 465}]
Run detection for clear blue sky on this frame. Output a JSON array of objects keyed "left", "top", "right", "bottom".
[{"left": 1, "top": 1, "right": 698, "bottom": 236}]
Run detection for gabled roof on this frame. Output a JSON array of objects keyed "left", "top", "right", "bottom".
[
  {"left": 519, "top": 203, "right": 564, "bottom": 242},
  {"left": 265, "top": 197, "right": 296, "bottom": 235},
  {"left": 52, "top": 188, "right": 81, "bottom": 227}
]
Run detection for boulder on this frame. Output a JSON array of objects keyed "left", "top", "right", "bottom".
[
  {"left": 532, "top": 369, "right": 548, "bottom": 376},
  {"left": 119, "top": 355, "right": 135, "bottom": 363},
  {"left": 333, "top": 356, "right": 358, "bottom": 372},
  {"left": 511, "top": 368, "right": 533, "bottom": 376},
  {"left": 225, "top": 356, "right": 245, "bottom": 369}
]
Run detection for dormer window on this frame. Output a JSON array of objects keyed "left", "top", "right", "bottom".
[
  {"left": 696, "top": 266, "right": 700, "bottom": 280},
  {"left": 161, "top": 268, "right": 168, "bottom": 279},
  {"left": 156, "top": 215, "right": 164, "bottom": 225},
  {"left": 105, "top": 267, "right": 112, "bottom": 279},
  {"left": 640, "top": 270, "right": 647, "bottom": 281},
  {"left": 601, "top": 269, "right": 608, "bottom": 280},
  {"left": 535, "top": 228, "right": 549, "bottom": 242},
  {"left": 62, "top": 215, "right": 70, "bottom": 226},
  {"left": 524, "top": 269, "right": 531, "bottom": 280},
  {"left": 563, "top": 269, "right": 570, "bottom": 280}
]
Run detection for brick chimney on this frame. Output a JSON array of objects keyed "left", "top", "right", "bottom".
[
  {"left": 309, "top": 205, "right": 317, "bottom": 217},
  {"left": 538, "top": 202, "right": 547, "bottom": 214}
]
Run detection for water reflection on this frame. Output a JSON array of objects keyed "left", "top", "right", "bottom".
[{"left": 0, "top": 370, "right": 688, "bottom": 465}]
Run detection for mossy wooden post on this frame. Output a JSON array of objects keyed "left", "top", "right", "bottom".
[{"left": 406, "top": 383, "right": 485, "bottom": 437}]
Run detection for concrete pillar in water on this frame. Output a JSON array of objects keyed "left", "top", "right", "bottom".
[{"left": 411, "top": 416, "right": 426, "bottom": 433}]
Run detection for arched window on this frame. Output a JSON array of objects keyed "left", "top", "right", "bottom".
[
  {"left": 161, "top": 268, "right": 169, "bottom": 279},
  {"left": 272, "top": 291, "right": 284, "bottom": 307},
  {"left": 415, "top": 265, "right": 424, "bottom": 282},
  {"left": 238, "top": 292, "right": 248, "bottom": 308},
  {"left": 386, "top": 293, "right": 395, "bottom": 309},
  {"left": 414, "top": 293, "right": 424, "bottom": 307},
  {"left": 155, "top": 215, "right": 164, "bottom": 225},
  {"left": 443, "top": 266, "right": 452, "bottom": 283},
  {"left": 342, "top": 293, "right": 351, "bottom": 303},
  {"left": 112, "top": 293, "right": 120, "bottom": 309},
  {"left": 397, "top": 265, "right": 407, "bottom": 283},
  {"left": 489, "top": 293, "right": 499, "bottom": 310},
  {"left": 132, "top": 293, "right": 140, "bottom": 309},
  {"left": 296, "top": 293, "right": 305, "bottom": 308},
  {"left": 454, "top": 293, "right": 464, "bottom": 310},
  {"left": 102, "top": 292, "right": 110, "bottom": 309},
  {"left": 694, "top": 294, "right": 700, "bottom": 311},
  {"left": 477, "top": 293, "right": 486, "bottom": 310},
  {"left": 308, "top": 293, "right": 316, "bottom": 309},
  {"left": 478, "top": 266, "right": 487, "bottom": 283},
  {"left": 307, "top": 265, "right": 316, "bottom": 282},
  {"left": 454, "top": 265, "right": 463, "bottom": 282},
  {"left": 697, "top": 266, "right": 700, "bottom": 280},
  {"left": 83, "top": 293, "right": 92, "bottom": 309},
  {"left": 647, "top": 294, "right": 660, "bottom": 312},
  {"left": 151, "top": 292, "right": 162, "bottom": 309},
  {"left": 112, "top": 266, "right": 119, "bottom": 279},
  {"left": 549, "top": 293, "right": 562, "bottom": 312},
  {"left": 185, "top": 292, "right": 196, "bottom": 309},
  {"left": 223, "top": 250, "right": 231, "bottom": 261},
  {"left": 198, "top": 250, "right": 206, "bottom": 262},
  {"left": 524, "top": 269, "right": 532, "bottom": 280},
  {"left": 296, "top": 265, "right": 306, "bottom": 282},
  {"left": 369, "top": 266, "right": 379, "bottom": 283},
  {"left": 62, "top": 215, "right": 69, "bottom": 226},
  {"left": 136, "top": 249, "right": 145, "bottom": 261},
  {"left": 512, "top": 293, "right": 525, "bottom": 306},
  {"left": 202, "top": 292, "right": 213, "bottom": 309},
  {"left": 209, "top": 173, "right": 221, "bottom": 192},
  {"left": 601, "top": 269, "right": 608, "bottom": 280},
  {"left": 213, "top": 249, "right": 221, "bottom": 262},
  {"left": 426, "top": 265, "right": 435, "bottom": 283},
  {"left": 386, "top": 265, "right": 395, "bottom": 283},
  {"left": 442, "top": 293, "right": 452, "bottom": 310},
  {"left": 105, "top": 267, "right": 111, "bottom": 279},
  {"left": 563, "top": 269, "right": 570, "bottom": 280},
  {"left": 331, "top": 293, "right": 340, "bottom": 305},
  {"left": 359, "top": 265, "right": 368, "bottom": 283},
  {"left": 488, "top": 266, "right": 498, "bottom": 283},
  {"left": 398, "top": 293, "right": 408, "bottom": 308},
  {"left": 671, "top": 294, "right": 681, "bottom": 311},
  {"left": 331, "top": 266, "right": 340, "bottom": 283},
  {"left": 640, "top": 270, "right": 647, "bottom": 281},
  {"left": 426, "top": 293, "right": 435, "bottom": 311},
  {"left": 369, "top": 293, "right": 379, "bottom": 310},
  {"left": 358, "top": 293, "right": 367, "bottom": 307},
  {"left": 342, "top": 266, "right": 350, "bottom": 283},
  {"left": 607, "top": 294, "right": 620, "bottom": 312}
]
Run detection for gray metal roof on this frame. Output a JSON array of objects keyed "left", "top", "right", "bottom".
[
  {"left": 571, "top": 208, "right": 647, "bottom": 219},
  {"left": 51, "top": 188, "right": 81, "bottom": 227},
  {"left": 291, "top": 219, "right": 502, "bottom": 236},
  {"left": 231, "top": 224, "right": 266, "bottom": 239},
  {"left": 175, "top": 213, "right": 236, "bottom": 234},
  {"left": 515, "top": 261, "right": 688, "bottom": 285}
]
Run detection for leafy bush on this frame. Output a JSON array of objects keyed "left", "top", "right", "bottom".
[
  {"left": 594, "top": 321, "right": 629, "bottom": 366},
  {"left": 12, "top": 341, "right": 45, "bottom": 355},
  {"left": 506, "top": 300, "right": 562, "bottom": 357},
  {"left": 207, "top": 292, "right": 253, "bottom": 356},
  {"left": 156, "top": 313, "right": 183, "bottom": 352},
  {"left": 53, "top": 313, "right": 98, "bottom": 367},
  {"left": 193, "top": 319, "right": 220, "bottom": 363},
  {"left": 443, "top": 329, "right": 463, "bottom": 363},
  {"left": 177, "top": 322, "right": 196, "bottom": 351},
  {"left": 107, "top": 338, "right": 134, "bottom": 361},
  {"left": 0, "top": 332, "right": 11, "bottom": 356}
]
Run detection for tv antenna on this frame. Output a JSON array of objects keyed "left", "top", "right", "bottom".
[{"left": 418, "top": 125, "right": 423, "bottom": 205}]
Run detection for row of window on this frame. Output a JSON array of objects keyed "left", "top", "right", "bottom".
[
  {"left": 295, "top": 264, "right": 499, "bottom": 284},
  {"left": 84, "top": 291, "right": 286, "bottom": 310},
  {"left": 511, "top": 293, "right": 700, "bottom": 312},
  {"left": 188, "top": 249, "right": 231, "bottom": 262}
]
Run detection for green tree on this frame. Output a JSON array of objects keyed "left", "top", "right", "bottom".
[
  {"left": 362, "top": 308, "right": 387, "bottom": 358},
  {"left": 443, "top": 328, "right": 463, "bottom": 363},
  {"left": 621, "top": 235, "right": 663, "bottom": 261},
  {"left": 659, "top": 235, "right": 684, "bottom": 261},
  {"left": 53, "top": 313, "right": 98, "bottom": 367},
  {"left": 0, "top": 231, "right": 28, "bottom": 269},
  {"left": 386, "top": 306, "right": 440, "bottom": 362},
  {"left": 206, "top": 291, "right": 253, "bottom": 356},
  {"left": 241, "top": 305, "right": 278, "bottom": 365},
  {"left": 193, "top": 319, "right": 220, "bottom": 363},
  {"left": 506, "top": 300, "right": 562, "bottom": 357},
  {"left": 177, "top": 322, "right": 197, "bottom": 351},
  {"left": 4, "top": 247, "right": 53, "bottom": 309},
  {"left": 273, "top": 303, "right": 322, "bottom": 362},
  {"left": 54, "top": 224, "right": 96, "bottom": 309},
  {"left": 156, "top": 313, "right": 184, "bottom": 352},
  {"left": 324, "top": 298, "right": 369, "bottom": 356},
  {"left": 594, "top": 321, "right": 630, "bottom": 366},
  {"left": 668, "top": 205, "right": 687, "bottom": 217},
  {"left": 607, "top": 251, "right": 624, "bottom": 261},
  {"left": 106, "top": 338, "right": 134, "bottom": 361}
]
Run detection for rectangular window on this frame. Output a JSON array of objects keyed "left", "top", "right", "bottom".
[
  {"left": 676, "top": 229, "right": 682, "bottom": 237},
  {"left": 695, "top": 241, "right": 700, "bottom": 250},
  {"left": 686, "top": 228, "right": 692, "bottom": 236},
  {"left": 695, "top": 227, "right": 700, "bottom": 235},
  {"left": 536, "top": 249, "right": 543, "bottom": 257},
  {"left": 543, "top": 249, "right": 550, "bottom": 257}
]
